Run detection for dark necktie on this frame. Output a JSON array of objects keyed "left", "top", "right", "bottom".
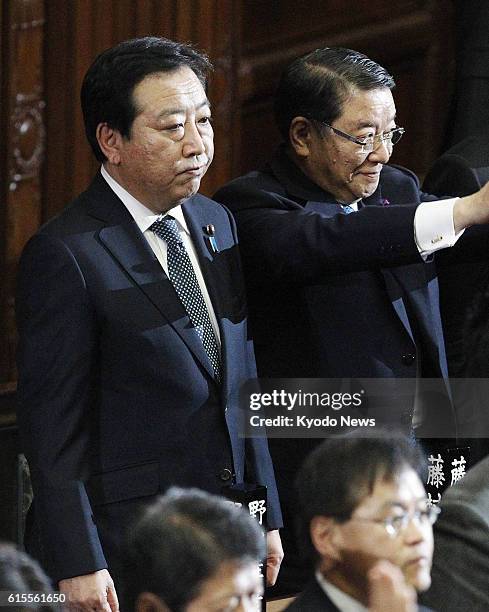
[{"left": 151, "top": 215, "right": 221, "bottom": 382}]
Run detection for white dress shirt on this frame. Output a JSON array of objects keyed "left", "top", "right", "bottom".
[
  {"left": 101, "top": 165, "right": 221, "bottom": 348},
  {"left": 344, "top": 197, "right": 463, "bottom": 259}
]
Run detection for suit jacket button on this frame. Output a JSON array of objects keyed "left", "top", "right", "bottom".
[
  {"left": 219, "top": 468, "right": 232, "bottom": 482},
  {"left": 402, "top": 353, "right": 416, "bottom": 365}
]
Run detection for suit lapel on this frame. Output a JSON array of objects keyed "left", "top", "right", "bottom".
[
  {"left": 303, "top": 194, "right": 419, "bottom": 344},
  {"left": 364, "top": 188, "right": 419, "bottom": 343},
  {"left": 88, "top": 176, "right": 216, "bottom": 380}
]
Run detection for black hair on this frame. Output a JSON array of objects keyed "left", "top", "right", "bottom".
[
  {"left": 81, "top": 36, "right": 212, "bottom": 162},
  {"left": 122, "top": 487, "right": 265, "bottom": 611},
  {"left": 274, "top": 47, "right": 395, "bottom": 140},
  {"left": 0, "top": 543, "right": 55, "bottom": 611},
  {"left": 295, "top": 430, "right": 426, "bottom": 562}
]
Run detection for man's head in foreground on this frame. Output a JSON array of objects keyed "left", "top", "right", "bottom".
[
  {"left": 275, "top": 47, "right": 404, "bottom": 204},
  {"left": 296, "top": 432, "right": 437, "bottom": 606},
  {"left": 0, "top": 543, "right": 56, "bottom": 612},
  {"left": 81, "top": 36, "right": 214, "bottom": 213},
  {"left": 123, "top": 488, "right": 265, "bottom": 612}
]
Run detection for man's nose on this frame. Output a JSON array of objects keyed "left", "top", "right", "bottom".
[
  {"left": 368, "top": 138, "right": 391, "bottom": 164},
  {"left": 182, "top": 122, "right": 206, "bottom": 158},
  {"left": 403, "top": 515, "right": 430, "bottom": 545}
]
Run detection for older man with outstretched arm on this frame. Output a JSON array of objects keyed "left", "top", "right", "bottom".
[{"left": 214, "top": 47, "right": 489, "bottom": 595}]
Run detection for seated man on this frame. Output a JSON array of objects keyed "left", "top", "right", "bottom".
[
  {"left": 286, "top": 432, "right": 436, "bottom": 611},
  {"left": 122, "top": 487, "right": 265, "bottom": 611}
]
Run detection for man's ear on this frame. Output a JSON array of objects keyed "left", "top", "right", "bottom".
[
  {"left": 310, "top": 515, "right": 342, "bottom": 564},
  {"left": 135, "top": 591, "right": 171, "bottom": 612},
  {"left": 289, "top": 116, "right": 313, "bottom": 158},
  {"left": 96, "top": 122, "right": 123, "bottom": 165}
]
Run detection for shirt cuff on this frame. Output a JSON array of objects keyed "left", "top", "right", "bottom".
[{"left": 414, "top": 198, "right": 465, "bottom": 259}]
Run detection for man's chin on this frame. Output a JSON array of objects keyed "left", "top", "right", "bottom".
[
  {"left": 175, "top": 178, "right": 203, "bottom": 200},
  {"left": 352, "top": 177, "right": 380, "bottom": 199},
  {"left": 405, "top": 569, "right": 431, "bottom": 593}
]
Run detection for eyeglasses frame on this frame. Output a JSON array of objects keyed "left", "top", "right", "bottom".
[
  {"left": 313, "top": 119, "right": 405, "bottom": 153},
  {"left": 347, "top": 505, "right": 441, "bottom": 537}
]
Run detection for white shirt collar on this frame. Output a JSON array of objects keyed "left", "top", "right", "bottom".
[
  {"left": 341, "top": 199, "right": 360, "bottom": 212},
  {"left": 315, "top": 570, "right": 367, "bottom": 612},
  {"left": 100, "top": 165, "right": 190, "bottom": 234}
]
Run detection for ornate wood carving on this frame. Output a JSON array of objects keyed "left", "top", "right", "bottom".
[{"left": 0, "top": 0, "right": 45, "bottom": 395}]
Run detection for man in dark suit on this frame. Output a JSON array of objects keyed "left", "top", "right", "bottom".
[
  {"left": 286, "top": 433, "right": 436, "bottom": 612},
  {"left": 420, "top": 454, "right": 489, "bottom": 611},
  {"left": 214, "top": 47, "right": 489, "bottom": 595},
  {"left": 423, "top": 136, "right": 489, "bottom": 461},
  {"left": 16, "top": 37, "right": 282, "bottom": 611},
  {"left": 423, "top": 135, "right": 489, "bottom": 381}
]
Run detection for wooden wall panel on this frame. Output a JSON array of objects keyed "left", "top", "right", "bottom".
[
  {"left": 0, "top": 0, "right": 45, "bottom": 394},
  {"left": 242, "top": 0, "right": 425, "bottom": 54},
  {"left": 0, "top": 0, "right": 46, "bottom": 545},
  {"left": 43, "top": 0, "right": 236, "bottom": 221},
  {"left": 236, "top": 1, "right": 454, "bottom": 176}
]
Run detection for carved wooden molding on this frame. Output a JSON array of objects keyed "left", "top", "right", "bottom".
[
  {"left": 1, "top": 0, "right": 46, "bottom": 392},
  {"left": 9, "top": 96, "right": 46, "bottom": 191}
]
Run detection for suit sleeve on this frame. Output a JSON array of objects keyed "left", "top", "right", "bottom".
[
  {"left": 222, "top": 204, "right": 283, "bottom": 529},
  {"left": 214, "top": 181, "right": 422, "bottom": 288},
  {"left": 16, "top": 233, "right": 107, "bottom": 583}
]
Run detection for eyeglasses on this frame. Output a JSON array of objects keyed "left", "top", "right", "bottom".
[
  {"left": 316, "top": 120, "right": 405, "bottom": 153},
  {"left": 349, "top": 506, "right": 440, "bottom": 537}
]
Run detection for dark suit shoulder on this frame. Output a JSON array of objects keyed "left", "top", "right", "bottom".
[
  {"left": 441, "top": 136, "right": 489, "bottom": 167},
  {"left": 376, "top": 163, "right": 438, "bottom": 206},
  {"left": 381, "top": 163, "right": 420, "bottom": 188},
  {"left": 188, "top": 191, "right": 232, "bottom": 210},
  {"left": 214, "top": 167, "right": 291, "bottom": 214},
  {"left": 285, "top": 581, "right": 435, "bottom": 612},
  {"left": 35, "top": 173, "right": 123, "bottom": 237},
  {"left": 423, "top": 154, "right": 481, "bottom": 197},
  {"left": 284, "top": 580, "right": 339, "bottom": 611},
  {"left": 184, "top": 192, "right": 237, "bottom": 224},
  {"left": 216, "top": 166, "right": 280, "bottom": 195}
]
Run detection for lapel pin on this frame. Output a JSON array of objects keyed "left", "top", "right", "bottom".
[{"left": 204, "top": 224, "right": 219, "bottom": 253}]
